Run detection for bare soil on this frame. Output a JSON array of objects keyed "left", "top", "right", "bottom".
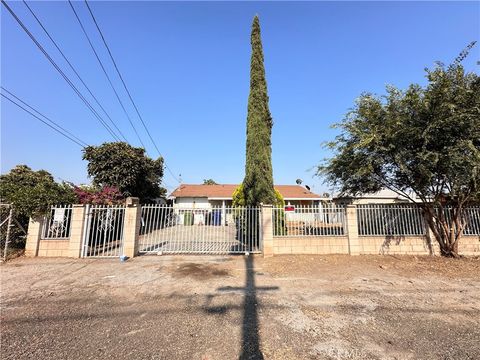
[{"left": 1, "top": 254, "right": 479, "bottom": 359}]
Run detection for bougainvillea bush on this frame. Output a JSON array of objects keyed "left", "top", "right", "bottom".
[{"left": 73, "top": 185, "right": 124, "bottom": 205}]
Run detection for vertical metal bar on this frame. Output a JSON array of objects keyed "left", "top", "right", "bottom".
[
  {"left": 155, "top": 205, "right": 162, "bottom": 251},
  {"left": 140, "top": 206, "right": 146, "bottom": 251},
  {"left": 112, "top": 207, "right": 117, "bottom": 257},
  {"left": 175, "top": 208, "right": 180, "bottom": 253},
  {"left": 3, "top": 208, "right": 13, "bottom": 261},
  {"left": 154, "top": 205, "right": 161, "bottom": 252},
  {"left": 165, "top": 206, "right": 172, "bottom": 252},
  {"left": 82, "top": 205, "right": 91, "bottom": 257},
  {"left": 248, "top": 207, "right": 252, "bottom": 253},
  {"left": 179, "top": 208, "right": 185, "bottom": 253},
  {"left": 91, "top": 206, "right": 98, "bottom": 257},
  {"left": 90, "top": 206, "right": 96, "bottom": 257},
  {"left": 141, "top": 205, "right": 148, "bottom": 251},
  {"left": 364, "top": 206, "right": 368, "bottom": 236},
  {"left": 102, "top": 207, "right": 108, "bottom": 256},
  {"left": 147, "top": 205, "right": 154, "bottom": 251},
  {"left": 172, "top": 206, "right": 179, "bottom": 253},
  {"left": 113, "top": 207, "right": 119, "bottom": 257}
]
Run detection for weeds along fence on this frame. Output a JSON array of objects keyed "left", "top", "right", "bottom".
[
  {"left": 139, "top": 205, "right": 262, "bottom": 254},
  {"left": 357, "top": 204, "right": 480, "bottom": 236},
  {"left": 273, "top": 205, "right": 347, "bottom": 237}
]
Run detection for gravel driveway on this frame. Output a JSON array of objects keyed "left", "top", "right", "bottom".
[{"left": 1, "top": 255, "right": 479, "bottom": 359}]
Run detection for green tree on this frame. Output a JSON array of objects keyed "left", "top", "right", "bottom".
[
  {"left": 242, "top": 15, "right": 276, "bottom": 206},
  {"left": 83, "top": 142, "right": 166, "bottom": 203},
  {"left": 0, "top": 165, "right": 75, "bottom": 218},
  {"left": 319, "top": 45, "right": 480, "bottom": 257},
  {"left": 203, "top": 179, "right": 218, "bottom": 185}
]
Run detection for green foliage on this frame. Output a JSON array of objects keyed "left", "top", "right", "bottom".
[
  {"left": 203, "top": 179, "right": 218, "bottom": 185},
  {"left": 233, "top": 184, "right": 286, "bottom": 239},
  {"left": 0, "top": 165, "right": 75, "bottom": 218},
  {"left": 232, "top": 184, "right": 246, "bottom": 207},
  {"left": 273, "top": 189, "right": 286, "bottom": 235},
  {"left": 242, "top": 15, "right": 276, "bottom": 206},
  {"left": 233, "top": 184, "right": 284, "bottom": 207},
  {"left": 274, "top": 188, "right": 285, "bottom": 208},
  {"left": 0, "top": 207, "right": 28, "bottom": 255},
  {"left": 83, "top": 142, "right": 166, "bottom": 203},
  {"left": 319, "top": 48, "right": 480, "bottom": 256}
]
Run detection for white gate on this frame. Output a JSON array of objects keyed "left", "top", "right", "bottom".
[
  {"left": 81, "top": 205, "right": 125, "bottom": 258},
  {"left": 139, "top": 205, "right": 262, "bottom": 254}
]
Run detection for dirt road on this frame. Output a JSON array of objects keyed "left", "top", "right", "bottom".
[{"left": 1, "top": 255, "right": 479, "bottom": 359}]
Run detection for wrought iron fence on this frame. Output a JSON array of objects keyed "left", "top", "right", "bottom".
[
  {"left": 434, "top": 206, "right": 480, "bottom": 236},
  {"left": 139, "top": 205, "right": 262, "bottom": 254},
  {"left": 357, "top": 204, "right": 480, "bottom": 236},
  {"left": 357, "top": 204, "right": 426, "bottom": 236},
  {"left": 82, "top": 205, "right": 125, "bottom": 257},
  {"left": 273, "top": 205, "right": 347, "bottom": 237},
  {"left": 41, "top": 205, "right": 73, "bottom": 239}
]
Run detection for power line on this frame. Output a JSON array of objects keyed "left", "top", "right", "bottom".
[
  {"left": 1, "top": 86, "right": 89, "bottom": 147},
  {"left": 1, "top": 0, "right": 120, "bottom": 141},
  {"left": 1, "top": 91, "right": 87, "bottom": 148},
  {"left": 22, "top": 0, "right": 128, "bottom": 143},
  {"left": 68, "top": 0, "right": 146, "bottom": 149},
  {"left": 84, "top": 0, "right": 181, "bottom": 184}
]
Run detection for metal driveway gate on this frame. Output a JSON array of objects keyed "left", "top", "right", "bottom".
[
  {"left": 82, "top": 205, "right": 125, "bottom": 258},
  {"left": 139, "top": 205, "right": 262, "bottom": 254}
]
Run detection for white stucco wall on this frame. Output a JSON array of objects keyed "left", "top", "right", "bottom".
[{"left": 174, "top": 197, "right": 211, "bottom": 209}]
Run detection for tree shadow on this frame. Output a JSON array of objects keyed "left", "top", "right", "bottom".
[
  {"left": 381, "top": 235, "right": 405, "bottom": 254},
  {"left": 381, "top": 235, "right": 435, "bottom": 255}
]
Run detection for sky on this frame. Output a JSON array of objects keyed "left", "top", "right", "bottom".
[{"left": 1, "top": 1, "right": 479, "bottom": 195}]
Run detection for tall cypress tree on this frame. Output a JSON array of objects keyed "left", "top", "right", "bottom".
[{"left": 242, "top": 15, "right": 276, "bottom": 206}]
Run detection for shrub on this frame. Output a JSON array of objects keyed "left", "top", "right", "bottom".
[{"left": 73, "top": 185, "right": 124, "bottom": 205}]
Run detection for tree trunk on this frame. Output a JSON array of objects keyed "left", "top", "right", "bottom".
[{"left": 422, "top": 205, "right": 463, "bottom": 257}]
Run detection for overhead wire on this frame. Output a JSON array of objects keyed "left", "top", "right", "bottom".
[
  {"left": 84, "top": 0, "right": 182, "bottom": 184},
  {"left": 1, "top": 0, "right": 120, "bottom": 141},
  {"left": 22, "top": 0, "right": 129, "bottom": 143},
  {"left": 68, "top": 0, "right": 146, "bottom": 149},
  {"left": 1, "top": 86, "right": 89, "bottom": 147},
  {"left": 1, "top": 90, "right": 88, "bottom": 148}
]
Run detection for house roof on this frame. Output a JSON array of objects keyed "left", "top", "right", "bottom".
[
  {"left": 170, "top": 184, "right": 324, "bottom": 200},
  {"left": 333, "top": 188, "right": 418, "bottom": 201}
]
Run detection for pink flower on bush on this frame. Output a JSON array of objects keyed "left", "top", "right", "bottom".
[{"left": 74, "top": 186, "right": 124, "bottom": 205}]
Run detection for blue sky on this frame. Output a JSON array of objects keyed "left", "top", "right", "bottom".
[{"left": 1, "top": 1, "right": 479, "bottom": 194}]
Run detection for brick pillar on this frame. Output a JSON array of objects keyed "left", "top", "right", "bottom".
[
  {"left": 68, "top": 205, "right": 87, "bottom": 258},
  {"left": 262, "top": 204, "right": 274, "bottom": 257},
  {"left": 25, "top": 217, "right": 43, "bottom": 257},
  {"left": 123, "top": 197, "right": 141, "bottom": 258},
  {"left": 346, "top": 205, "right": 360, "bottom": 255}
]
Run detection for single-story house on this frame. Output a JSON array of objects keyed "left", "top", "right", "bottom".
[
  {"left": 333, "top": 188, "right": 420, "bottom": 205},
  {"left": 169, "top": 184, "right": 327, "bottom": 209}
]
